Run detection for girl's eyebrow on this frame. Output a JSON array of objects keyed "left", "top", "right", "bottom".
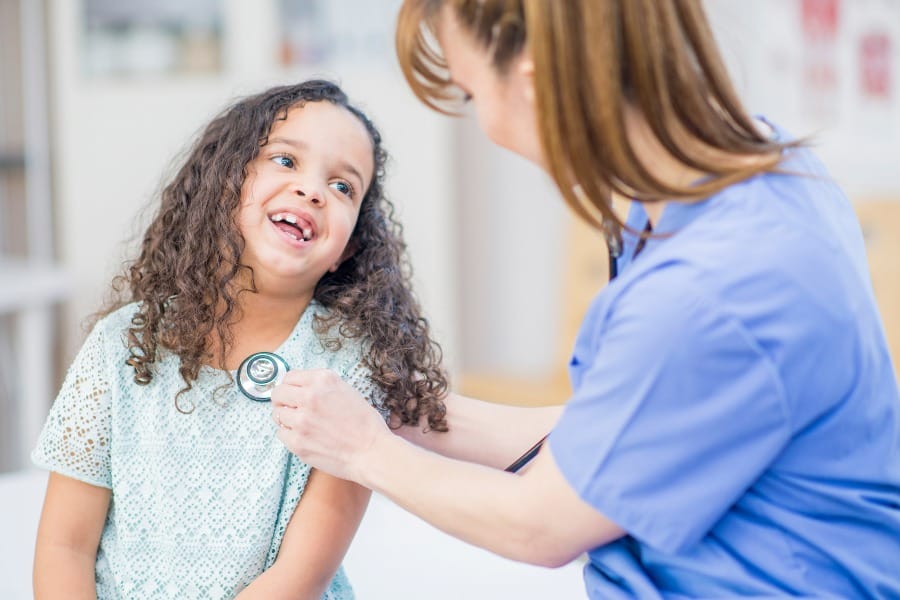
[{"left": 267, "top": 136, "right": 366, "bottom": 192}]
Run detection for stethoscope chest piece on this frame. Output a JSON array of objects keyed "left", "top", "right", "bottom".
[{"left": 236, "top": 351, "right": 290, "bottom": 402}]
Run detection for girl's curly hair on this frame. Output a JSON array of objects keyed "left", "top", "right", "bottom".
[{"left": 100, "top": 80, "right": 448, "bottom": 431}]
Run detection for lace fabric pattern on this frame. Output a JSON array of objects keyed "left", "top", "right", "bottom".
[{"left": 32, "top": 302, "right": 384, "bottom": 599}]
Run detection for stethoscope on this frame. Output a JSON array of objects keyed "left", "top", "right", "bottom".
[
  {"left": 236, "top": 351, "right": 291, "bottom": 402},
  {"left": 235, "top": 229, "right": 623, "bottom": 473}
]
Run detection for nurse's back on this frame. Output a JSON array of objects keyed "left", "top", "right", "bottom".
[{"left": 611, "top": 136, "right": 900, "bottom": 597}]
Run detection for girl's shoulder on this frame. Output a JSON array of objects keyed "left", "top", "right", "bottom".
[
  {"left": 298, "top": 300, "right": 386, "bottom": 409},
  {"left": 286, "top": 300, "right": 369, "bottom": 369},
  {"left": 86, "top": 301, "right": 180, "bottom": 366},
  {"left": 93, "top": 302, "right": 140, "bottom": 335}
]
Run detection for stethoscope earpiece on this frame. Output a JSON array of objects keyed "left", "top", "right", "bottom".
[{"left": 236, "top": 351, "right": 290, "bottom": 402}]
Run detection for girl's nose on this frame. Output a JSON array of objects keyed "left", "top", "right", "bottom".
[{"left": 294, "top": 185, "right": 324, "bottom": 207}]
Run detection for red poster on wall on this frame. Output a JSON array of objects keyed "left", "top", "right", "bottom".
[
  {"left": 802, "top": 0, "right": 839, "bottom": 40},
  {"left": 800, "top": 0, "right": 841, "bottom": 120},
  {"left": 860, "top": 32, "right": 893, "bottom": 101}
]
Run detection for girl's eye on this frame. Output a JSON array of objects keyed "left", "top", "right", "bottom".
[
  {"left": 330, "top": 181, "right": 354, "bottom": 197},
  {"left": 272, "top": 155, "right": 294, "bottom": 168}
]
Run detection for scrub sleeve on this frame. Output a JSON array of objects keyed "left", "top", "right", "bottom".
[{"left": 549, "top": 263, "right": 791, "bottom": 553}]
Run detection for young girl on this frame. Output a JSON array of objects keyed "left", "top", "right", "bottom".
[{"left": 31, "top": 79, "right": 448, "bottom": 599}]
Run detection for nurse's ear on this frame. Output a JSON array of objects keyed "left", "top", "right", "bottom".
[{"left": 517, "top": 52, "right": 536, "bottom": 105}]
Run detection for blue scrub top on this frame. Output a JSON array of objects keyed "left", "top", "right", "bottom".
[{"left": 548, "top": 125, "right": 900, "bottom": 599}]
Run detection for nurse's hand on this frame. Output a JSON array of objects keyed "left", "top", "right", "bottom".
[{"left": 271, "top": 368, "right": 389, "bottom": 483}]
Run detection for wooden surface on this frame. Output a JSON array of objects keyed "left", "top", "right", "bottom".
[
  {"left": 458, "top": 212, "right": 612, "bottom": 407},
  {"left": 457, "top": 371, "right": 571, "bottom": 407},
  {"left": 855, "top": 199, "right": 900, "bottom": 374}
]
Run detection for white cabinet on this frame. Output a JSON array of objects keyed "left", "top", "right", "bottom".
[{"left": 0, "top": 0, "right": 69, "bottom": 471}]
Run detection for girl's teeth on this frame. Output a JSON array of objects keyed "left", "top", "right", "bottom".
[{"left": 270, "top": 213, "right": 312, "bottom": 241}]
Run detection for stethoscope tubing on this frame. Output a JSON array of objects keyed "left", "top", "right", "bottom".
[{"left": 503, "top": 237, "right": 620, "bottom": 473}]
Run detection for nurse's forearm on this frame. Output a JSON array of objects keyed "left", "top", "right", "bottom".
[
  {"left": 397, "top": 392, "right": 563, "bottom": 469},
  {"left": 357, "top": 433, "right": 612, "bottom": 567}
]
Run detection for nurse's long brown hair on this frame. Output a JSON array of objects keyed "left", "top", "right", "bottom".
[
  {"left": 98, "top": 80, "right": 447, "bottom": 430},
  {"left": 396, "top": 0, "right": 797, "bottom": 231}
]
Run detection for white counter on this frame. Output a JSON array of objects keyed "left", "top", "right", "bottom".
[{"left": 0, "top": 469, "right": 585, "bottom": 598}]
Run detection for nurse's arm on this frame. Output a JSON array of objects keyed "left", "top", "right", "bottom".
[
  {"left": 359, "top": 433, "right": 624, "bottom": 567},
  {"left": 33, "top": 472, "right": 110, "bottom": 599},
  {"left": 395, "top": 391, "right": 563, "bottom": 470}
]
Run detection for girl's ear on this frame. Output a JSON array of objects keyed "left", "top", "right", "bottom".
[{"left": 330, "top": 240, "right": 359, "bottom": 272}]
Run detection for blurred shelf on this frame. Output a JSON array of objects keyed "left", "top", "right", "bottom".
[
  {"left": 0, "top": 152, "right": 25, "bottom": 171},
  {"left": 0, "top": 257, "right": 70, "bottom": 314}
]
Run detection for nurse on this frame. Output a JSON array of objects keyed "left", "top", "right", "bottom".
[{"left": 272, "top": 0, "right": 900, "bottom": 597}]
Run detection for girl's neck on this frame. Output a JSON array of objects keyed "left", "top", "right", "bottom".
[{"left": 215, "top": 288, "right": 315, "bottom": 371}]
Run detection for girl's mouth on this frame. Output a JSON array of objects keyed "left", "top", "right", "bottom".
[{"left": 269, "top": 212, "right": 314, "bottom": 242}]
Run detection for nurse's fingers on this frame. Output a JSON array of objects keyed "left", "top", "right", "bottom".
[
  {"left": 281, "top": 367, "right": 339, "bottom": 387},
  {"left": 272, "top": 402, "right": 304, "bottom": 431},
  {"left": 273, "top": 368, "right": 344, "bottom": 409},
  {"left": 272, "top": 410, "right": 291, "bottom": 430},
  {"left": 271, "top": 383, "right": 300, "bottom": 409}
]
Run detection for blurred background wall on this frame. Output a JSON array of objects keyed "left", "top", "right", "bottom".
[{"left": 1, "top": 0, "right": 898, "bottom": 473}]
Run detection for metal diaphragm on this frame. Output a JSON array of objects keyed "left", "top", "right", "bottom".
[{"left": 236, "top": 351, "right": 290, "bottom": 402}]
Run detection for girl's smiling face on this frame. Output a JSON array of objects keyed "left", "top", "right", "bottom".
[{"left": 237, "top": 101, "right": 375, "bottom": 297}]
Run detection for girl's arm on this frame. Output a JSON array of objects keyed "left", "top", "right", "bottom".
[
  {"left": 395, "top": 392, "right": 564, "bottom": 470},
  {"left": 236, "top": 469, "right": 370, "bottom": 600},
  {"left": 33, "top": 472, "right": 111, "bottom": 599}
]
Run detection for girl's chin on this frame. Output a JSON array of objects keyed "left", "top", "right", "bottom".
[{"left": 246, "top": 265, "right": 327, "bottom": 291}]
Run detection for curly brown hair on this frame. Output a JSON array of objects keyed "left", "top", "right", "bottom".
[{"left": 100, "top": 80, "right": 448, "bottom": 431}]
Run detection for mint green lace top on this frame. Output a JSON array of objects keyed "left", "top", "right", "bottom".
[{"left": 32, "top": 302, "right": 383, "bottom": 599}]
